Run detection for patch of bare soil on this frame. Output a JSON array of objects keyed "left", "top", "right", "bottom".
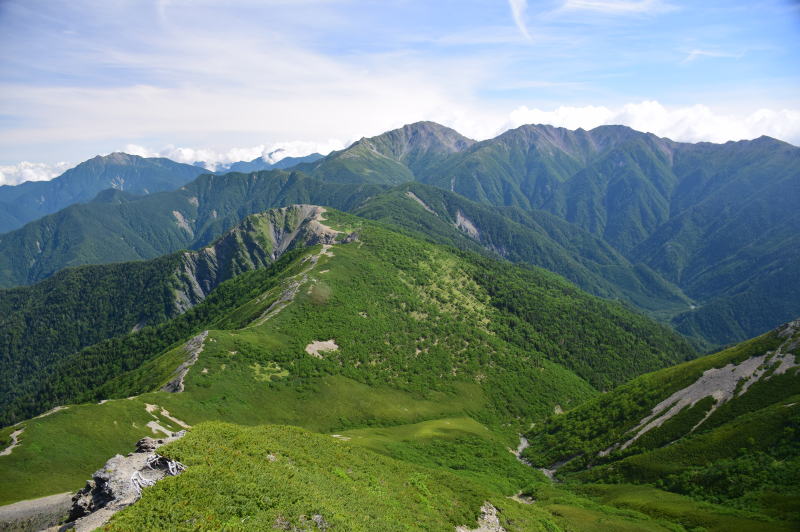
[{"left": 305, "top": 339, "right": 339, "bottom": 359}]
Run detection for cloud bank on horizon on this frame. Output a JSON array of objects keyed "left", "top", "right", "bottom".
[{"left": 0, "top": 0, "right": 798, "bottom": 185}]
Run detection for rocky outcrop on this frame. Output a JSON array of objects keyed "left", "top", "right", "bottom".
[
  {"left": 60, "top": 432, "right": 186, "bottom": 532},
  {"left": 456, "top": 503, "right": 506, "bottom": 532},
  {"left": 173, "top": 205, "right": 340, "bottom": 313}
]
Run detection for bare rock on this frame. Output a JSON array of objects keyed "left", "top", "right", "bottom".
[{"left": 61, "top": 431, "right": 186, "bottom": 531}]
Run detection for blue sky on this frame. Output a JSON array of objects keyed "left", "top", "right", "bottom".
[{"left": 0, "top": 0, "right": 799, "bottom": 182}]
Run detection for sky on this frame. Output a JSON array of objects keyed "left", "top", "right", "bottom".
[{"left": 0, "top": 0, "right": 799, "bottom": 184}]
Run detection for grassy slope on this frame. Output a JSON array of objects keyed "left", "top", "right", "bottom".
[
  {"left": 104, "top": 421, "right": 789, "bottom": 531},
  {"left": 0, "top": 211, "right": 693, "bottom": 504},
  {"left": 104, "top": 421, "right": 693, "bottom": 532}
]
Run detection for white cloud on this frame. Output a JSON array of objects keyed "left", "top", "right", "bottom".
[
  {"left": 562, "top": 0, "right": 673, "bottom": 14},
  {"left": 503, "top": 101, "right": 800, "bottom": 145},
  {"left": 123, "top": 139, "right": 346, "bottom": 171},
  {"left": 508, "top": 0, "right": 532, "bottom": 40},
  {"left": 0, "top": 161, "right": 73, "bottom": 186},
  {"left": 5, "top": 101, "right": 800, "bottom": 185}
]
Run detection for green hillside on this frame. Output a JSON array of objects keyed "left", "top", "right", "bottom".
[
  {"left": 523, "top": 319, "right": 800, "bottom": 524},
  {"left": 2, "top": 207, "right": 793, "bottom": 531},
  {"left": 0, "top": 208, "right": 694, "bottom": 498},
  {"left": 355, "top": 182, "right": 691, "bottom": 316},
  {"left": 101, "top": 421, "right": 788, "bottom": 532},
  {"left": 302, "top": 122, "right": 800, "bottom": 344}
]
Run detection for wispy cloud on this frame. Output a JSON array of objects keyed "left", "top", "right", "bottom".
[
  {"left": 681, "top": 49, "right": 742, "bottom": 63},
  {"left": 508, "top": 0, "right": 532, "bottom": 40},
  {"left": 562, "top": 0, "right": 674, "bottom": 14},
  {"left": 0, "top": 0, "right": 797, "bottom": 167}
]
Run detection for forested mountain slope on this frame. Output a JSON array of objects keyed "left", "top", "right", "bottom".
[
  {"left": 300, "top": 122, "right": 800, "bottom": 344},
  {"left": 523, "top": 319, "right": 800, "bottom": 524},
  {"left": 297, "top": 121, "right": 475, "bottom": 184},
  {"left": 0, "top": 171, "right": 383, "bottom": 287},
  {"left": 355, "top": 182, "right": 691, "bottom": 315},
  {"left": 0, "top": 153, "right": 206, "bottom": 233},
  {"left": 0, "top": 207, "right": 693, "bottom": 450},
  {"left": 0, "top": 168, "right": 691, "bottom": 322},
  {"left": 0, "top": 205, "right": 338, "bottom": 424}
]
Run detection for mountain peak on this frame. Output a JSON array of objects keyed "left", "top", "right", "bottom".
[
  {"left": 358, "top": 121, "right": 476, "bottom": 162},
  {"left": 94, "top": 152, "right": 140, "bottom": 164}
]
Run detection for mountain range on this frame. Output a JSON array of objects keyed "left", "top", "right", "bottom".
[
  {"left": 0, "top": 121, "right": 798, "bottom": 531},
  {"left": 1, "top": 121, "right": 797, "bottom": 346}
]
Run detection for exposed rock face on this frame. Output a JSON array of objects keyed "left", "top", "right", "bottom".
[
  {"left": 173, "top": 205, "right": 340, "bottom": 313},
  {"left": 61, "top": 432, "right": 186, "bottom": 531},
  {"left": 600, "top": 318, "right": 800, "bottom": 457},
  {"left": 456, "top": 503, "right": 506, "bottom": 532},
  {"left": 455, "top": 210, "right": 480, "bottom": 239}
]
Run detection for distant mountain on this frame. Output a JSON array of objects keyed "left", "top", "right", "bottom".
[
  {"left": 228, "top": 152, "right": 325, "bottom": 173},
  {"left": 523, "top": 318, "right": 800, "bottom": 523},
  {"left": 0, "top": 153, "right": 207, "bottom": 233},
  {"left": 221, "top": 152, "right": 324, "bottom": 174}
]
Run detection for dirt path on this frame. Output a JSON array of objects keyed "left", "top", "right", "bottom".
[
  {"left": 0, "top": 492, "right": 72, "bottom": 531},
  {"left": 0, "top": 428, "right": 24, "bottom": 456},
  {"left": 160, "top": 330, "right": 209, "bottom": 393}
]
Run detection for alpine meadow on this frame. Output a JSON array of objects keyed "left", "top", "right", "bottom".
[{"left": 0, "top": 1, "right": 798, "bottom": 531}]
